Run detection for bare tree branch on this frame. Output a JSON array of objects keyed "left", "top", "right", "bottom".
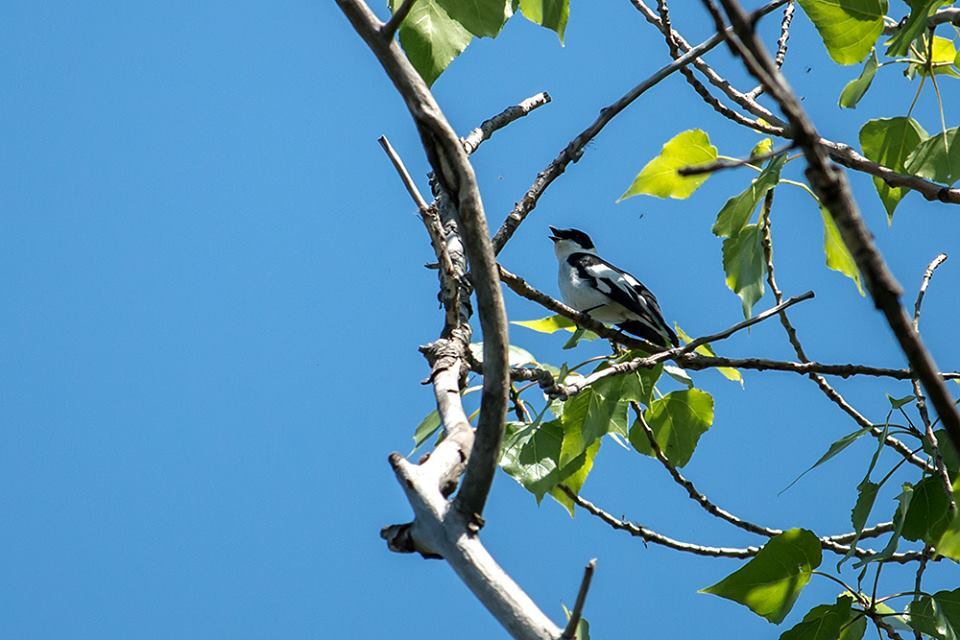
[
  {"left": 338, "top": 3, "right": 562, "bottom": 637},
  {"left": 708, "top": 0, "right": 960, "bottom": 456},
  {"left": 678, "top": 142, "right": 794, "bottom": 176},
  {"left": 380, "top": 0, "right": 417, "bottom": 42},
  {"left": 560, "top": 559, "right": 596, "bottom": 640},
  {"left": 567, "top": 488, "right": 925, "bottom": 563},
  {"left": 910, "top": 254, "right": 956, "bottom": 515},
  {"left": 489, "top": 0, "right": 791, "bottom": 254},
  {"left": 462, "top": 92, "right": 552, "bottom": 155}
]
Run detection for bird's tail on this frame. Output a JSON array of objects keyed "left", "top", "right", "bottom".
[{"left": 617, "top": 319, "right": 679, "bottom": 348}]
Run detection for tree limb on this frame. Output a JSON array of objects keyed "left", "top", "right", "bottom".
[
  {"left": 708, "top": 0, "right": 960, "bottom": 457},
  {"left": 339, "top": 3, "right": 557, "bottom": 638},
  {"left": 462, "top": 92, "right": 552, "bottom": 155},
  {"left": 560, "top": 559, "right": 596, "bottom": 640}
]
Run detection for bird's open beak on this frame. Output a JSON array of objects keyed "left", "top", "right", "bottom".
[{"left": 548, "top": 225, "right": 561, "bottom": 242}]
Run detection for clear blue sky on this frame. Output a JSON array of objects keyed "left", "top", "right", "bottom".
[{"left": 2, "top": 1, "right": 958, "bottom": 638}]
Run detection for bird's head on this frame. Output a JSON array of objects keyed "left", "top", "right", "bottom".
[{"left": 549, "top": 226, "right": 596, "bottom": 259}]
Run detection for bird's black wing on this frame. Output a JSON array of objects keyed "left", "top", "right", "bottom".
[{"left": 572, "top": 253, "right": 678, "bottom": 346}]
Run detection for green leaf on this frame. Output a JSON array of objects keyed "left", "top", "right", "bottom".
[
  {"left": 512, "top": 315, "right": 599, "bottom": 341},
  {"left": 615, "top": 356, "right": 663, "bottom": 407},
  {"left": 629, "top": 389, "right": 713, "bottom": 467},
  {"left": 618, "top": 130, "right": 718, "bottom": 201},
  {"left": 840, "top": 479, "right": 880, "bottom": 566},
  {"left": 782, "top": 427, "right": 872, "bottom": 493},
  {"left": 780, "top": 596, "right": 856, "bottom": 640},
  {"left": 859, "top": 117, "right": 927, "bottom": 221},
  {"left": 821, "top": 207, "right": 864, "bottom": 294},
  {"left": 854, "top": 482, "right": 914, "bottom": 567},
  {"left": 513, "top": 314, "right": 575, "bottom": 333},
  {"left": 436, "top": 0, "right": 511, "bottom": 37},
  {"left": 701, "top": 529, "right": 822, "bottom": 624},
  {"left": 751, "top": 138, "right": 773, "bottom": 158},
  {"left": 938, "top": 510, "right": 960, "bottom": 560},
  {"left": 887, "top": 393, "right": 916, "bottom": 409},
  {"left": 839, "top": 49, "right": 879, "bottom": 108},
  {"left": 722, "top": 223, "right": 767, "bottom": 318},
  {"left": 796, "top": 0, "right": 886, "bottom": 65},
  {"left": 390, "top": 0, "right": 473, "bottom": 86},
  {"left": 903, "top": 476, "right": 953, "bottom": 543},
  {"left": 675, "top": 324, "right": 743, "bottom": 385},
  {"left": 886, "top": 0, "right": 949, "bottom": 57},
  {"left": 412, "top": 409, "right": 442, "bottom": 449},
  {"left": 905, "top": 127, "right": 960, "bottom": 186},
  {"left": 518, "top": 0, "right": 568, "bottom": 41},
  {"left": 712, "top": 155, "right": 787, "bottom": 238},
  {"left": 914, "top": 36, "right": 960, "bottom": 78},
  {"left": 907, "top": 589, "right": 960, "bottom": 640},
  {"left": 500, "top": 419, "right": 600, "bottom": 515},
  {"left": 927, "top": 428, "right": 960, "bottom": 475}
]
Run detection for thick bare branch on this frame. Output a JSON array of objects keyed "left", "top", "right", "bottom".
[
  {"left": 710, "top": 0, "right": 960, "bottom": 456},
  {"left": 338, "top": 3, "right": 559, "bottom": 637}
]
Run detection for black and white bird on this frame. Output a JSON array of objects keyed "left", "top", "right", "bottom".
[{"left": 549, "top": 226, "right": 679, "bottom": 348}]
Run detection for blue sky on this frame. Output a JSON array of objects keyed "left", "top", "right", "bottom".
[{"left": 2, "top": 1, "right": 958, "bottom": 638}]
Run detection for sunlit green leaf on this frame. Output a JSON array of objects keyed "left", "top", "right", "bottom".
[
  {"left": 437, "top": 0, "right": 511, "bottom": 37},
  {"left": 618, "top": 130, "right": 718, "bottom": 201},
  {"left": 713, "top": 155, "right": 786, "bottom": 238},
  {"left": 886, "top": 0, "right": 950, "bottom": 57},
  {"left": 780, "top": 596, "right": 857, "bottom": 640},
  {"left": 796, "top": 0, "right": 885, "bottom": 64},
  {"left": 519, "top": 0, "right": 568, "bottom": 41},
  {"left": 629, "top": 389, "right": 713, "bottom": 467},
  {"left": 821, "top": 207, "right": 864, "bottom": 294},
  {"left": 913, "top": 36, "right": 960, "bottom": 78},
  {"left": 860, "top": 117, "right": 927, "bottom": 221},
  {"left": 722, "top": 223, "right": 766, "bottom": 318},
  {"left": 905, "top": 127, "right": 960, "bottom": 186},
  {"left": 751, "top": 138, "right": 773, "bottom": 158},
  {"left": 839, "top": 49, "right": 879, "bottom": 108},
  {"left": 390, "top": 0, "right": 473, "bottom": 86},
  {"left": 701, "top": 529, "right": 822, "bottom": 624}
]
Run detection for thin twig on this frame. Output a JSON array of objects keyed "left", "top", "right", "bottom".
[
  {"left": 461, "top": 92, "right": 552, "bottom": 155},
  {"left": 380, "top": 0, "right": 417, "bottom": 41},
  {"left": 911, "top": 254, "right": 955, "bottom": 515},
  {"left": 678, "top": 142, "right": 794, "bottom": 176},
  {"left": 560, "top": 559, "right": 596, "bottom": 640},
  {"left": 379, "top": 135, "right": 462, "bottom": 332},
  {"left": 378, "top": 135, "right": 430, "bottom": 212}
]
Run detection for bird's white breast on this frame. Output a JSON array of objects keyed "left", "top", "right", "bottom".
[{"left": 558, "top": 260, "right": 631, "bottom": 323}]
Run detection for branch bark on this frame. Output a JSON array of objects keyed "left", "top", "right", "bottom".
[{"left": 338, "top": 3, "right": 562, "bottom": 638}]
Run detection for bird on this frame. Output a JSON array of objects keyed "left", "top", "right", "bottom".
[{"left": 549, "top": 226, "right": 679, "bottom": 348}]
